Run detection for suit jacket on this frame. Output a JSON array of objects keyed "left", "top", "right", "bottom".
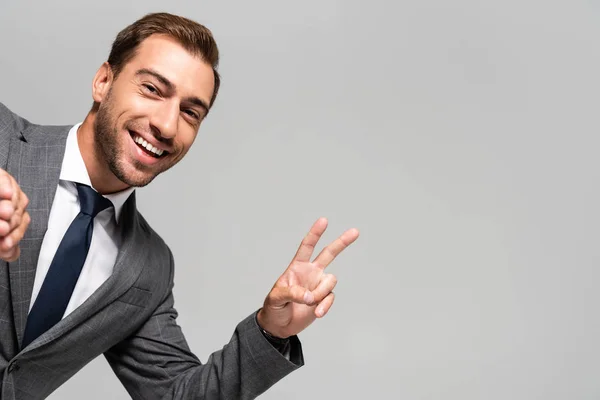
[{"left": 0, "top": 102, "right": 303, "bottom": 400}]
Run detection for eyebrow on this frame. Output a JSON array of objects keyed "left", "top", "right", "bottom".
[{"left": 135, "top": 68, "right": 210, "bottom": 115}]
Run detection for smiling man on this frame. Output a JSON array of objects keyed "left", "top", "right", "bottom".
[{"left": 0, "top": 12, "right": 359, "bottom": 400}]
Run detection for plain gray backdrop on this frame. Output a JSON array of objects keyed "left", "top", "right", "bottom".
[{"left": 1, "top": 0, "right": 600, "bottom": 399}]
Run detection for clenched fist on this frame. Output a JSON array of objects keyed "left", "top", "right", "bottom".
[{"left": 0, "top": 169, "right": 30, "bottom": 262}]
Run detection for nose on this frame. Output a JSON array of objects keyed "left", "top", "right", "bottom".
[{"left": 150, "top": 100, "right": 179, "bottom": 140}]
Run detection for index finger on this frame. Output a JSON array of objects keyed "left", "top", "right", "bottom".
[
  {"left": 313, "top": 228, "right": 360, "bottom": 269},
  {"left": 0, "top": 173, "right": 13, "bottom": 201},
  {"left": 292, "top": 217, "right": 328, "bottom": 263}
]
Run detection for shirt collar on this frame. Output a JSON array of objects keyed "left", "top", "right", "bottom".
[{"left": 59, "top": 123, "right": 135, "bottom": 224}]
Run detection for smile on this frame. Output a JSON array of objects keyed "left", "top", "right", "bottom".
[{"left": 130, "top": 132, "right": 166, "bottom": 158}]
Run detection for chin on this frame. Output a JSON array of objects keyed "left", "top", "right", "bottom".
[
  {"left": 122, "top": 175, "right": 156, "bottom": 188},
  {"left": 111, "top": 161, "right": 160, "bottom": 188}
]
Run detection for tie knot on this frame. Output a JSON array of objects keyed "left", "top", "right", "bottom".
[{"left": 76, "top": 183, "right": 113, "bottom": 217}]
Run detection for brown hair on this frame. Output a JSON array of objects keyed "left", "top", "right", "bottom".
[{"left": 107, "top": 12, "right": 220, "bottom": 107}]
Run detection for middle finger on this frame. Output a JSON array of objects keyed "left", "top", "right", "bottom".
[
  {"left": 0, "top": 200, "right": 14, "bottom": 221},
  {"left": 0, "top": 211, "right": 29, "bottom": 252},
  {"left": 313, "top": 228, "right": 360, "bottom": 269},
  {"left": 7, "top": 208, "right": 22, "bottom": 231}
]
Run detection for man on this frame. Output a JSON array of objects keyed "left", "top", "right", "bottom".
[{"left": 0, "top": 12, "right": 359, "bottom": 400}]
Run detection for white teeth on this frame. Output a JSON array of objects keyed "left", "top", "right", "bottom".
[{"left": 132, "top": 134, "right": 165, "bottom": 157}]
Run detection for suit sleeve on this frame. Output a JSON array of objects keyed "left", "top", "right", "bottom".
[{"left": 103, "top": 250, "right": 304, "bottom": 400}]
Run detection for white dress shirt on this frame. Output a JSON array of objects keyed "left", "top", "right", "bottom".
[{"left": 28, "top": 123, "right": 135, "bottom": 318}]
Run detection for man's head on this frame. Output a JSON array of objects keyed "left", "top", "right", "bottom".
[{"left": 89, "top": 13, "right": 219, "bottom": 190}]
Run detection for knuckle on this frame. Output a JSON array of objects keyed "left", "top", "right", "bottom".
[
  {"left": 330, "top": 275, "right": 338, "bottom": 286},
  {"left": 10, "top": 214, "right": 20, "bottom": 228},
  {"left": 0, "top": 240, "right": 11, "bottom": 252},
  {"left": 292, "top": 286, "right": 303, "bottom": 298},
  {"left": 8, "top": 247, "right": 19, "bottom": 262},
  {"left": 8, "top": 177, "right": 18, "bottom": 191},
  {"left": 0, "top": 248, "right": 12, "bottom": 261},
  {"left": 266, "top": 288, "right": 281, "bottom": 303},
  {"left": 301, "top": 236, "right": 315, "bottom": 247},
  {"left": 14, "top": 229, "right": 25, "bottom": 242},
  {"left": 325, "top": 246, "right": 335, "bottom": 257}
]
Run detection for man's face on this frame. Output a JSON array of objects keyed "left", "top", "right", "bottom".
[{"left": 93, "top": 34, "right": 215, "bottom": 188}]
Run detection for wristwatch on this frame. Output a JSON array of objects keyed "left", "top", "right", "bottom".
[
  {"left": 260, "top": 327, "right": 289, "bottom": 345},
  {"left": 255, "top": 314, "right": 290, "bottom": 353}
]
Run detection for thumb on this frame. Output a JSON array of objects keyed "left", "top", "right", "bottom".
[{"left": 267, "top": 285, "right": 315, "bottom": 308}]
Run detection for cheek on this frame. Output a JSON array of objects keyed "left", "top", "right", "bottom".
[
  {"left": 179, "top": 129, "right": 198, "bottom": 152},
  {"left": 126, "top": 96, "right": 156, "bottom": 118},
  {"left": 114, "top": 97, "right": 156, "bottom": 131}
]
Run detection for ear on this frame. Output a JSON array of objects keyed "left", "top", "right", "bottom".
[{"left": 92, "top": 62, "right": 114, "bottom": 103}]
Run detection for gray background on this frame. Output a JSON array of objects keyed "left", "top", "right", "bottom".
[{"left": 1, "top": 0, "right": 599, "bottom": 399}]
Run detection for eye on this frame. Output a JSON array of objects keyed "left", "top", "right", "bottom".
[
  {"left": 142, "top": 84, "right": 159, "bottom": 94},
  {"left": 183, "top": 109, "right": 200, "bottom": 120}
]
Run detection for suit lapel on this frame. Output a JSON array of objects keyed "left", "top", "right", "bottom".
[
  {"left": 6, "top": 129, "right": 68, "bottom": 346},
  {"left": 20, "top": 192, "right": 151, "bottom": 353}
]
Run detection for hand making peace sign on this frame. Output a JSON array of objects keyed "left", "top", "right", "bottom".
[{"left": 257, "top": 217, "right": 360, "bottom": 339}]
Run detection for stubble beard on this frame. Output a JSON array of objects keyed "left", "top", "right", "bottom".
[{"left": 93, "top": 91, "right": 164, "bottom": 188}]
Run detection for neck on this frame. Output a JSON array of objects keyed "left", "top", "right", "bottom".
[{"left": 77, "top": 112, "right": 130, "bottom": 195}]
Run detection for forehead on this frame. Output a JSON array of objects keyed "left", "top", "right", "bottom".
[{"left": 122, "top": 34, "right": 215, "bottom": 105}]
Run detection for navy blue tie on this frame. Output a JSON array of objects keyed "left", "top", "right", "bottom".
[{"left": 22, "top": 183, "right": 112, "bottom": 348}]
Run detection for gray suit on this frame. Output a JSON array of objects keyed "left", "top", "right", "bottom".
[{"left": 0, "top": 102, "right": 303, "bottom": 399}]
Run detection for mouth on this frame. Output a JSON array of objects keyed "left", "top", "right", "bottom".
[{"left": 128, "top": 130, "right": 168, "bottom": 159}]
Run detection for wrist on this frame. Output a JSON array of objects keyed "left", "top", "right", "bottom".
[
  {"left": 256, "top": 308, "right": 289, "bottom": 340},
  {"left": 260, "top": 326, "right": 290, "bottom": 345}
]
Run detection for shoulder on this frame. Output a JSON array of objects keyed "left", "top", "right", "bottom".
[
  {"left": 0, "top": 101, "right": 71, "bottom": 144},
  {"left": 0, "top": 102, "right": 28, "bottom": 167},
  {"left": 136, "top": 212, "right": 171, "bottom": 254},
  {"left": 135, "top": 210, "right": 176, "bottom": 283},
  {"left": 0, "top": 102, "right": 27, "bottom": 138}
]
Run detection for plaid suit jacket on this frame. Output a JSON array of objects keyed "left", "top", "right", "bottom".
[{"left": 0, "top": 103, "right": 302, "bottom": 399}]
